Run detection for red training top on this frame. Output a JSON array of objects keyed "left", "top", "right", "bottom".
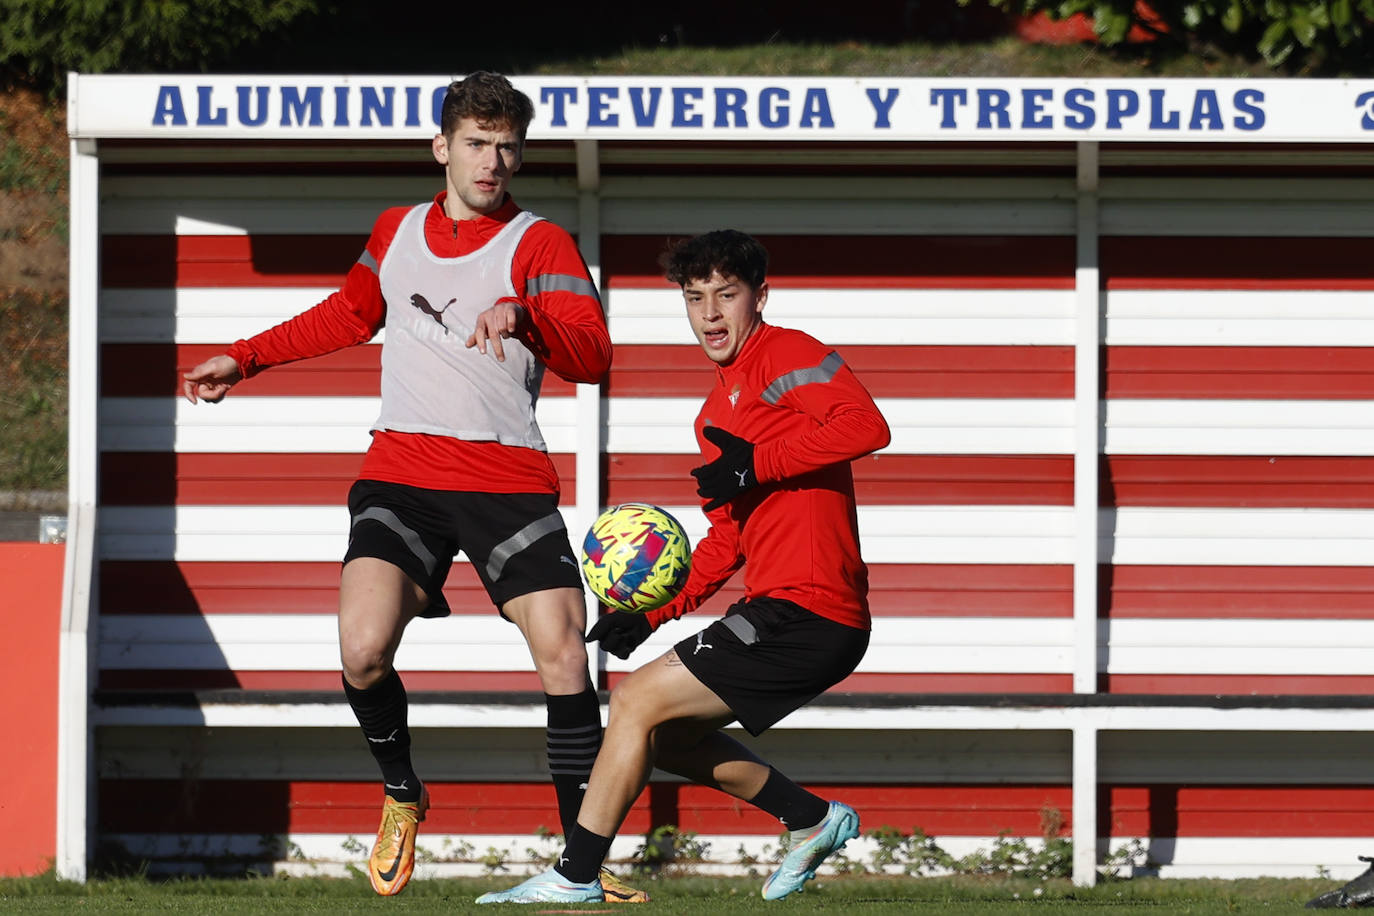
[{"left": 646, "top": 322, "right": 891, "bottom": 632}]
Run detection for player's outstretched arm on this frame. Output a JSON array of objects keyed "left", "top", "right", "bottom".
[{"left": 181, "top": 354, "right": 243, "bottom": 404}]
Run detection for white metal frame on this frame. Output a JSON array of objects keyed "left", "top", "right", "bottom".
[{"left": 60, "top": 73, "right": 1374, "bottom": 887}]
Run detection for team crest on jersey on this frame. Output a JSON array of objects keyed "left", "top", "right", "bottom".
[{"left": 728, "top": 384, "right": 742, "bottom": 408}]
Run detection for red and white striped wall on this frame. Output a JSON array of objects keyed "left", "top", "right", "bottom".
[{"left": 65, "top": 130, "right": 1374, "bottom": 886}]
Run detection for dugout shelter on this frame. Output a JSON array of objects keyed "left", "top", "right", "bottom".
[{"left": 61, "top": 72, "right": 1374, "bottom": 885}]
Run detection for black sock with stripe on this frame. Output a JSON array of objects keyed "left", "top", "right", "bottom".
[
  {"left": 343, "top": 669, "right": 422, "bottom": 803},
  {"left": 545, "top": 687, "right": 602, "bottom": 838}
]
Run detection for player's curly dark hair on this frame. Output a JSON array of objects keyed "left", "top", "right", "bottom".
[
  {"left": 660, "top": 230, "right": 769, "bottom": 290},
  {"left": 441, "top": 71, "right": 534, "bottom": 140}
]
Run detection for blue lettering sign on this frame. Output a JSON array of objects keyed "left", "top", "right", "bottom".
[
  {"left": 431, "top": 86, "right": 446, "bottom": 128},
  {"left": 361, "top": 87, "right": 394, "bottom": 126},
  {"left": 930, "top": 88, "right": 966, "bottom": 129},
  {"left": 977, "top": 88, "right": 1011, "bottom": 129},
  {"left": 715, "top": 87, "right": 747, "bottom": 127},
  {"left": 237, "top": 86, "right": 269, "bottom": 128},
  {"left": 1148, "top": 89, "right": 1179, "bottom": 129},
  {"left": 404, "top": 86, "right": 421, "bottom": 128},
  {"left": 588, "top": 86, "right": 619, "bottom": 127},
  {"left": 153, "top": 86, "right": 188, "bottom": 126},
  {"left": 1234, "top": 88, "right": 1264, "bottom": 130},
  {"left": 1064, "top": 88, "right": 1094, "bottom": 129},
  {"left": 866, "top": 88, "right": 898, "bottom": 129},
  {"left": 333, "top": 86, "right": 349, "bottom": 127},
  {"left": 1106, "top": 89, "right": 1138, "bottom": 129},
  {"left": 280, "top": 86, "right": 322, "bottom": 127},
  {"left": 799, "top": 88, "right": 834, "bottom": 128},
  {"left": 672, "top": 87, "right": 704, "bottom": 127},
  {"left": 1189, "top": 89, "right": 1223, "bottom": 130},
  {"left": 759, "top": 87, "right": 789, "bottom": 129},
  {"left": 541, "top": 86, "right": 577, "bottom": 127},
  {"left": 1357, "top": 90, "right": 1374, "bottom": 129},
  {"left": 629, "top": 87, "right": 662, "bottom": 127},
  {"left": 1021, "top": 88, "right": 1052, "bottom": 129},
  {"left": 196, "top": 86, "right": 228, "bottom": 126}
]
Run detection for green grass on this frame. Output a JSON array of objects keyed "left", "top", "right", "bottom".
[
  {"left": 0, "top": 289, "right": 66, "bottom": 492},
  {"left": 533, "top": 36, "right": 1273, "bottom": 77},
  {"left": 0, "top": 872, "right": 1340, "bottom": 914}
]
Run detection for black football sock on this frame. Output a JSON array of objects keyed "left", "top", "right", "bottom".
[
  {"left": 545, "top": 687, "right": 603, "bottom": 837},
  {"left": 747, "top": 767, "right": 830, "bottom": 832},
  {"left": 556, "top": 823, "right": 614, "bottom": 884},
  {"left": 343, "top": 669, "right": 422, "bottom": 803}
]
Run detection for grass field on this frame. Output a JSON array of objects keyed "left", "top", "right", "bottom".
[{"left": 0, "top": 872, "right": 1339, "bottom": 914}]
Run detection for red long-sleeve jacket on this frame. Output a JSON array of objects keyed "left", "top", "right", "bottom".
[
  {"left": 647, "top": 322, "right": 891, "bottom": 631},
  {"left": 225, "top": 193, "right": 610, "bottom": 494}
]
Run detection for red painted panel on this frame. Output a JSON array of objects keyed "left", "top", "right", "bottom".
[
  {"left": 98, "top": 778, "right": 1374, "bottom": 839},
  {"left": 871, "top": 564, "right": 1073, "bottom": 617},
  {"left": 97, "top": 670, "right": 546, "bottom": 691},
  {"left": 0, "top": 544, "right": 62, "bottom": 875},
  {"left": 606, "top": 671, "right": 1073, "bottom": 693},
  {"left": 104, "top": 234, "right": 1076, "bottom": 290},
  {"left": 1107, "top": 785, "right": 1374, "bottom": 838},
  {"left": 1106, "top": 347, "right": 1374, "bottom": 400},
  {"left": 100, "top": 453, "right": 575, "bottom": 506},
  {"left": 1102, "top": 237, "right": 1374, "bottom": 290},
  {"left": 1102, "top": 565, "right": 1374, "bottom": 619},
  {"left": 102, "top": 235, "right": 362, "bottom": 288},
  {"left": 1105, "top": 674, "right": 1374, "bottom": 695},
  {"left": 607, "top": 345, "right": 1074, "bottom": 399},
  {"left": 102, "top": 343, "right": 577, "bottom": 398},
  {"left": 98, "top": 780, "right": 1073, "bottom": 837},
  {"left": 98, "top": 561, "right": 1073, "bottom": 618},
  {"left": 608, "top": 454, "right": 1074, "bottom": 507},
  {"left": 1104, "top": 456, "right": 1374, "bottom": 509},
  {"left": 99, "top": 561, "right": 493, "bottom": 615},
  {"left": 604, "top": 235, "right": 1076, "bottom": 289}
]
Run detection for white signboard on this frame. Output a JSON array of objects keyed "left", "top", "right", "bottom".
[{"left": 68, "top": 73, "right": 1374, "bottom": 143}]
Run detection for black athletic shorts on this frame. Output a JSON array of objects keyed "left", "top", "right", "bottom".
[
  {"left": 343, "top": 479, "right": 582, "bottom": 617},
  {"left": 675, "top": 596, "right": 870, "bottom": 737}
]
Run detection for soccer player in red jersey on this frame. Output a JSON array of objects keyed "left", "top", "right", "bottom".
[
  {"left": 181, "top": 72, "right": 645, "bottom": 902},
  {"left": 478, "top": 229, "right": 891, "bottom": 904}
]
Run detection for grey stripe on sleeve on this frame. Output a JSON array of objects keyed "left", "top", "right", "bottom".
[
  {"left": 525, "top": 273, "right": 600, "bottom": 300},
  {"left": 761, "top": 351, "right": 845, "bottom": 405},
  {"left": 352, "top": 507, "right": 437, "bottom": 575},
  {"left": 357, "top": 249, "right": 379, "bottom": 274},
  {"left": 486, "top": 511, "right": 568, "bottom": 582}
]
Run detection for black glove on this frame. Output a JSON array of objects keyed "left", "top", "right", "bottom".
[
  {"left": 586, "top": 611, "right": 652, "bottom": 660},
  {"left": 691, "top": 426, "right": 757, "bottom": 511}
]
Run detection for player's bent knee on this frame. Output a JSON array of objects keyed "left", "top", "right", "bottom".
[{"left": 339, "top": 643, "right": 394, "bottom": 688}]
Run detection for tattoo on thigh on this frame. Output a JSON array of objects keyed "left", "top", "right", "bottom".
[{"left": 664, "top": 649, "right": 683, "bottom": 668}]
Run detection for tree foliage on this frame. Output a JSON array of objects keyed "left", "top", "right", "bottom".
[
  {"left": 966, "top": 0, "right": 1374, "bottom": 71},
  {"left": 0, "top": 0, "right": 324, "bottom": 93}
]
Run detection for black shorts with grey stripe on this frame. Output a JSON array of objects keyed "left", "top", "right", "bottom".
[
  {"left": 675, "top": 596, "right": 870, "bottom": 737},
  {"left": 343, "top": 479, "right": 583, "bottom": 617}
]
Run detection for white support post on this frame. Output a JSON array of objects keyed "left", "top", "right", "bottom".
[
  {"left": 573, "top": 139, "right": 605, "bottom": 686},
  {"left": 57, "top": 129, "right": 100, "bottom": 882},
  {"left": 1070, "top": 140, "right": 1102, "bottom": 889},
  {"left": 1072, "top": 141, "right": 1101, "bottom": 696},
  {"left": 1072, "top": 724, "right": 1100, "bottom": 887}
]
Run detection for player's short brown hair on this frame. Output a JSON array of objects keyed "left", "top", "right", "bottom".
[
  {"left": 440, "top": 71, "right": 534, "bottom": 141},
  {"left": 661, "top": 230, "right": 769, "bottom": 290}
]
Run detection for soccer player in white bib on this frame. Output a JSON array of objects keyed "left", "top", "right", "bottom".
[{"left": 182, "top": 72, "right": 646, "bottom": 903}]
